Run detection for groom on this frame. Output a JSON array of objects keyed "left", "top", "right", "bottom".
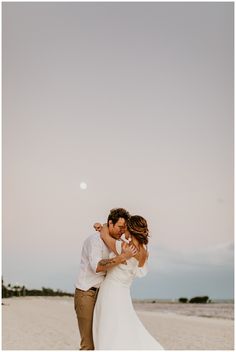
[{"left": 74, "top": 208, "right": 137, "bottom": 350}]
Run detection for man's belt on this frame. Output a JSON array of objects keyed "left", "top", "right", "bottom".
[
  {"left": 76, "top": 287, "right": 98, "bottom": 292},
  {"left": 89, "top": 287, "right": 98, "bottom": 292}
]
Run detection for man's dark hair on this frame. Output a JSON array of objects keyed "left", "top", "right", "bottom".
[{"left": 107, "top": 208, "right": 130, "bottom": 225}]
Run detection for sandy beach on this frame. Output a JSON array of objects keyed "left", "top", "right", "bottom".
[{"left": 2, "top": 297, "right": 234, "bottom": 350}]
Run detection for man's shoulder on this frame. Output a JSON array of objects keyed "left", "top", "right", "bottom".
[{"left": 85, "top": 233, "right": 103, "bottom": 245}]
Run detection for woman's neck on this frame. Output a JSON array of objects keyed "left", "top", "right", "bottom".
[{"left": 131, "top": 235, "right": 140, "bottom": 248}]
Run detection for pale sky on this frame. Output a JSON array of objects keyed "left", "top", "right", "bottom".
[{"left": 3, "top": 2, "right": 234, "bottom": 299}]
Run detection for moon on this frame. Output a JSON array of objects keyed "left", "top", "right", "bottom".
[{"left": 80, "top": 182, "right": 87, "bottom": 190}]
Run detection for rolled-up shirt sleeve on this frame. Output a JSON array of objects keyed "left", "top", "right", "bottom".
[{"left": 88, "top": 236, "right": 104, "bottom": 274}]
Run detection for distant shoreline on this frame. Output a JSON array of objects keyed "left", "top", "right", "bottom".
[
  {"left": 3, "top": 295, "right": 234, "bottom": 304},
  {"left": 132, "top": 298, "right": 234, "bottom": 303}
]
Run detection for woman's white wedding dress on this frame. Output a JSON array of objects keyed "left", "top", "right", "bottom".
[{"left": 93, "top": 241, "right": 164, "bottom": 350}]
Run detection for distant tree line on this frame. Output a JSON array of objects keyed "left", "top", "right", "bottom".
[
  {"left": 150, "top": 296, "right": 212, "bottom": 303},
  {"left": 179, "top": 296, "right": 211, "bottom": 303},
  {"left": 2, "top": 278, "right": 73, "bottom": 298}
]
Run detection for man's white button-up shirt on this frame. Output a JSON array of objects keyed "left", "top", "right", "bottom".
[{"left": 75, "top": 233, "right": 111, "bottom": 291}]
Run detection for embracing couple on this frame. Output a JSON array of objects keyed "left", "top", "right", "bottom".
[{"left": 74, "top": 208, "right": 164, "bottom": 350}]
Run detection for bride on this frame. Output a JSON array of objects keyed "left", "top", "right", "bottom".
[{"left": 93, "top": 215, "right": 164, "bottom": 350}]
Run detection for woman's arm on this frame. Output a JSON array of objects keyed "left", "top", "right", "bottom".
[
  {"left": 94, "top": 223, "right": 119, "bottom": 255},
  {"left": 138, "top": 246, "right": 148, "bottom": 267}
]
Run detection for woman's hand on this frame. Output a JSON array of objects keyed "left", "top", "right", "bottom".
[
  {"left": 93, "top": 223, "right": 110, "bottom": 240},
  {"left": 94, "top": 222, "right": 102, "bottom": 231}
]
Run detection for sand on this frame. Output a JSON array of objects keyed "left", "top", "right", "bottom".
[{"left": 2, "top": 297, "right": 234, "bottom": 350}]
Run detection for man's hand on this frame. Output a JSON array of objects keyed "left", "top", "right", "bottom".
[
  {"left": 96, "top": 240, "right": 138, "bottom": 273},
  {"left": 122, "top": 242, "right": 138, "bottom": 260}
]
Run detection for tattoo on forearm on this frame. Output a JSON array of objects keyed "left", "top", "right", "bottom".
[{"left": 98, "top": 258, "right": 117, "bottom": 267}]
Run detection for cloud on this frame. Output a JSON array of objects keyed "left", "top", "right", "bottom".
[
  {"left": 132, "top": 241, "right": 234, "bottom": 299},
  {"left": 148, "top": 240, "right": 234, "bottom": 273}
]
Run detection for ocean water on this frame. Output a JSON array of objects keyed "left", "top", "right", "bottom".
[{"left": 133, "top": 301, "right": 234, "bottom": 320}]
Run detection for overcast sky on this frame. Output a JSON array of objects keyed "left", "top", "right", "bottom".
[{"left": 3, "top": 2, "right": 233, "bottom": 299}]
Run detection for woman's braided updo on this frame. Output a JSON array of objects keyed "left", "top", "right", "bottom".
[{"left": 127, "top": 215, "right": 149, "bottom": 245}]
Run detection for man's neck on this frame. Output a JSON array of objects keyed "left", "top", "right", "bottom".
[{"left": 125, "top": 232, "right": 129, "bottom": 240}]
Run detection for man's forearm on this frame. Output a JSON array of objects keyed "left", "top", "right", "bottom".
[{"left": 96, "top": 254, "right": 127, "bottom": 273}]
